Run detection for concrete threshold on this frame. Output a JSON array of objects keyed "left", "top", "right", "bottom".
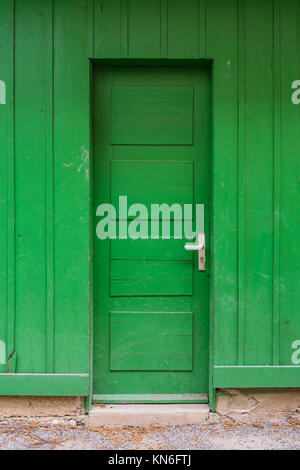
[{"left": 89, "top": 404, "right": 210, "bottom": 426}]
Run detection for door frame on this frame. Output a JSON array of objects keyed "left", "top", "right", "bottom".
[{"left": 88, "top": 58, "right": 215, "bottom": 410}]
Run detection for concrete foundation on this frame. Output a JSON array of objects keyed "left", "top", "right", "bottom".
[
  {"left": 0, "top": 396, "right": 85, "bottom": 418},
  {"left": 216, "top": 388, "right": 300, "bottom": 421},
  {"left": 0, "top": 389, "right": 300, "bottom": 422}
]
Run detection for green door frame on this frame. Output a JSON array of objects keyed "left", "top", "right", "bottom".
[{"left": 87, "top": 58, "right": 216, "bottom": 411}]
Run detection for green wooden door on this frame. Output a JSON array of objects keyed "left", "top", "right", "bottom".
[{"left": 93, "top": 66, "right": 211, "bottom": 403}]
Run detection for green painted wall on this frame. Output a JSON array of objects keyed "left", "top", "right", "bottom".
[
  {"left": 0, "top": 0, "right": 90, "bottom": 383},
  {"left": 0, "top": 0, "right": 300, "bottom": 395}
]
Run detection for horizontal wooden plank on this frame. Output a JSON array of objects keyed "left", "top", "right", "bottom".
[
  {"left": 112, "top": 146, "right": 194, "bottom": 161},
  {"left": 0, "top": 374, "right": 89, "bottom": 396},
  {"left": 214, "top": 366, "right": 300, "bottom": 388},
  {"left": 110, "top": 260, "right": 193, "bottom": 296},
  {"left": 111, "top": 259, "right": 192, "bottom": 280},
  {"left": 110, "top": 279, "right": 192, "bottom": 297},
  {"left": 112, "top": 296, "right": 192, "bottom": 312},
  {"left": 111, "top": 311, "right": 193, "bottom": 335},
  {"left": 110, "top": 160, "right": 194, "bottom": 211},
  {"left": 111, "top": 161, "right": 194, "bottom": 185},
  {"left": 110, "top": 312, "right": 193, "bottom": 370},
  {"left": 111, "top": 185, "right": 193, "bottom": 210},
  {"left": 111, "top": 237, "right": 192, "bottom": 261}
]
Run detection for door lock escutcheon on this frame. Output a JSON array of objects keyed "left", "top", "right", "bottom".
[{"left": 184, "top": 233, "right": 206, "bottom": 271}]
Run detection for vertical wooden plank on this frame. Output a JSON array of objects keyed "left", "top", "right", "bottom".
[
  {"left": 272, "top": 0, "right": 281, "bottom": 365},
  {"left": 160, "top": 0, "right": 168, "bottom": 58},
  {"left": 120, "top": 0, "right": 128, "bottom": 57},
  {"left": 87, "top": 0, "right": 94, "bottom": 57},
  {"left": 46, "top": 0, "right": 54, "bottom": 373},
  {"left": 6, "top": 0, "right": 15, "bottom": 371},
  {"left": 237, "top": 0, "right": 246, "bottom": 365},
  {"left": 206, "top": 0, "right": 239, "bottom": 366},
  {"left": 88, "top": 59, "right": 94, "bottom": 409},
  {"left": 54, "top": 0, "right": 90, "bottom": 374},
  {"left": 128, "top": 0, "right": 161, "bottom": 58},
  {"left": 0, "top": 3, "right": 7, "bottom": 371},
  {"left": 167, "top": 0, "right": 200, "bottom": 59},
  {"left": 199, "top": 0, "right": 206, "bottom": 58},
  {"left": 14, "top": 0, "right": 48, "bottom": 372},
  {"left": 94, "top": 0, "right": 124, "bottom": 58},
  {"left": 0, "top": 0, "right": 14, "bottom": 373},
  {"left": 279, "top": 0, "right": 300, "bottom": 365},
  {"left": 244, "top": 0, "right": 274, "bottom": 365}
]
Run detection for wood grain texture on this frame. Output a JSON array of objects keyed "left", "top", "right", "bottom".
[
  {"left": 244, "top": 0, "right": 274, "bottom": 365},
  {"left": 0, "top": 0, "right": 14, "bottom": 373},
  {"left": 2, "top": 0, "right": 300, "bottom": 396},
  {"left": 93, "top": 65, "right": 210, "bottom": 395},
  {"left": 272, "top": 0, "right": 281, "bottom": 365},
  {"left": 206, "top": 0, "right": 239, "bottom": 366},
  {"left": 279, "top": 0, "right": 300, "bottom": 366},
  {"left": 53, "top": 0, "right": 90, "bottom": 374},
  {"left": 14, "top": 0, "right": 48, "bottom": 372},
  {"left": 110, "top": 312, "right": 193, "bottom": 371},
  {"left": 46, "top": 0, "right": 54, "bottom": 373}
]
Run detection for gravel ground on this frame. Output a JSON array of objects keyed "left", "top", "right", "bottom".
[{"left": 0, "top": 417, "right": 300, "bottom": 450}]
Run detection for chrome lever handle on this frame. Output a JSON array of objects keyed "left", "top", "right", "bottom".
[{"left": 184, "top": 233, "right": 206, "bottom": 271}]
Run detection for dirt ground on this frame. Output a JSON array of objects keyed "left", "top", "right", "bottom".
[{"left": 0, "top": 416, "right": 300, "bottom": 450}]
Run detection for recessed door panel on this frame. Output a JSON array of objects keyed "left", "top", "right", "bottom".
[{"left": 111, "top": 86, "right": 194, "bottom": 145}]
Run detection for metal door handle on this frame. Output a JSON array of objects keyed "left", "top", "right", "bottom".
[{"left": 184, "top": 233, "right": 206, "bottom": 271}]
